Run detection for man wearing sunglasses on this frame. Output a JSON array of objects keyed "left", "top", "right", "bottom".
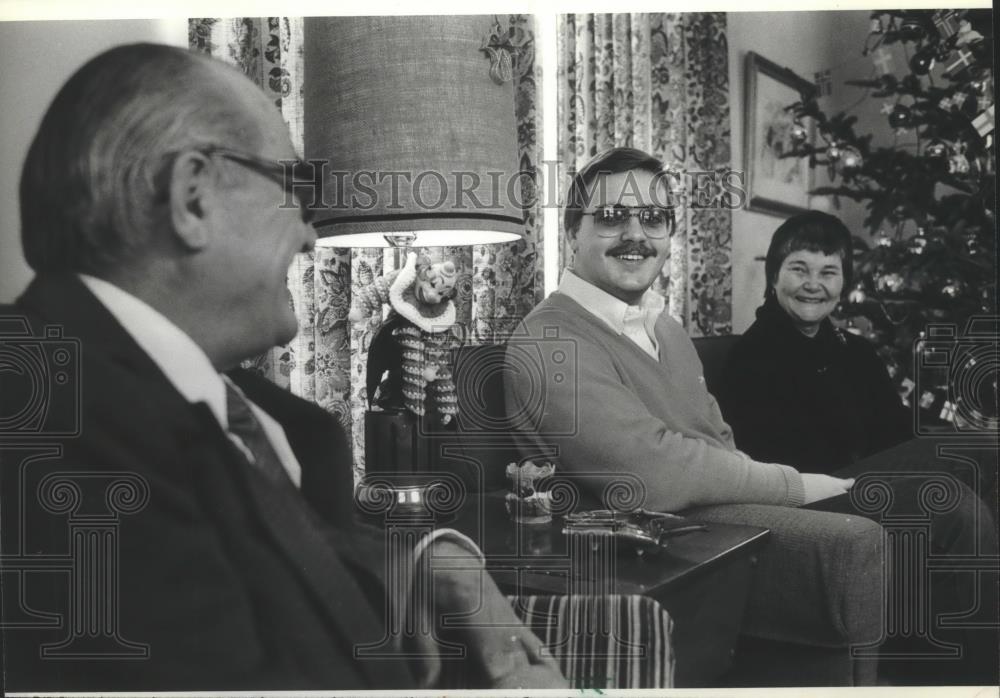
[{"left": 1, "top": 43, "right": 565, "bottom": 691}]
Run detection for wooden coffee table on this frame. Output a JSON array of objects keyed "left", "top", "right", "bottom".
[{"left": 445, "top": 492, "right": 771, "bottom": 687}]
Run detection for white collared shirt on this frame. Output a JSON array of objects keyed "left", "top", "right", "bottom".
[
  {"left": 558, "top": 269, "right": 664, "bottom": 359},
  {"left": 79, "top": 274, "right": 302, "bottom": 487}
]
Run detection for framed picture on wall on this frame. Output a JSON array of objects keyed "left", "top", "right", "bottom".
[{"left": 744, "top": 51, "right": 817, "bottom": 216}]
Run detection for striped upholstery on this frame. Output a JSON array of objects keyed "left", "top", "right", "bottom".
[{"left": 508, "top": 594, "right": 674, "bottom": 689}]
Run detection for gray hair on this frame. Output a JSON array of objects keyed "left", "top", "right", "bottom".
[{"left": 20, "top": 43, "right": 264, "bottom": 274}]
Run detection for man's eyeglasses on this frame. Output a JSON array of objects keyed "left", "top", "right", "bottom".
[
  {"left": 582, "top": 205, "right": 674, "bottom": 238},
  {"left": 194, "top": 146, "right": 317, "bottom": 224}
]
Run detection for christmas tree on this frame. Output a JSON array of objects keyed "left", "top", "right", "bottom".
[{"left": 785, "top": 9, "right": 996, "bottom": 428}]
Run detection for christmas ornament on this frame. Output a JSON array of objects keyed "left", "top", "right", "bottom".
[
  {"left": 970, "top": 78, "right": 990, "bottom": 96},
  {"left": 790, "top": 123, "right": 809, "bottom": 144},
  {"left": 939, "top": 400, "right": 958, "bottom": 423},
  {"left": 940, "top": 91, "right": 978, "bottom": 118},
  {"left": 814, "top": 70, "right": 832, "bottom": 97},
  {"left": 940, "top": 280, "right": 962, "bottom": 298},
  {"left": 847, "top": 284, "right": 867, "bottom": 304},
  {"left": 898, "top": 378, "right": 915, "bottom": 407},
  {"left": 944, "top": 50, "right": 975, "bottom": 78},
  {"left": 949, "top": 151, "right": 970, "bottom": 175},
  {"left": 877, "top": 273, "right": 904, "bottom": 293},
  {"left": 888, "top": 104, "right": 913, "bottom": 129},
  {"left": 907, "top": 233, "right": 928, "bottom": 254},
  {"left": 909, "top": 49, "right": 935, "bottom": 76},
  {"left": 955, "top": 19, "right": 984, "bottom": 46},
  {"left": 925, "top": 140, "right": 950, "bottom": 159},
  {"left": 926, "top": 140, "right": 951, "bottom": 173},
  {"left": 872, "top": 47, "right": 894, "bottom": 75},
  {"left": 932, "top": 10, "right": 959, "bottom": 39},
  {"left": 826, "top": 143, "right": 842, "bottom": 161},
  {"left": 918, "top": 390, "right": 936, "bottom": 409},
  {"left": 972, "top": 105, "right": 995, "bottom": 139},
  {"left": 875, "top": 230, "right": 893, "bottom": 247},
  {"left": 966, "top": 236, "right": 980, "bottom": 256},
  {"left": 839, "top": 146, "right": 864, "bottom": 173},
  {"left": 898, "top": 15, "right": 926, "bottom": 42}
]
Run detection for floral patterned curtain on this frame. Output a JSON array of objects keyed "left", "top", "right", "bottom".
[
  {"left": 558, "top": 13, "right": 733, "bottom": 336},
  {"left": 189, "top": 17, "right": 542, "bottom": 481}
]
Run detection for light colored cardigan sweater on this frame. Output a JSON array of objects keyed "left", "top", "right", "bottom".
[{"left": 504, "top": 292, "right": 806, "bottom": 512}]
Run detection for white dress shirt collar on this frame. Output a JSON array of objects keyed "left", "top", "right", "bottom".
[
  {"left": 558, "top": 269, "right": 664, "bottom": 357},
  {"left": 79, "top": 274, "right": 228, "bottom": 428}
]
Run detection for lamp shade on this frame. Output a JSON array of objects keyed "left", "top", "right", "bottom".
[{"left": 303, "top": 16, "right": 526, "bottom": 247}]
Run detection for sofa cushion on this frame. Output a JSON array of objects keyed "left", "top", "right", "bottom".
[{"left": 690, "top": 334, "right": 741, "bottom": 398}]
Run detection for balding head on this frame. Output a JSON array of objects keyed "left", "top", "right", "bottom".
[{"left": 20, "top": 43, "right": 267, "bottom": 276}]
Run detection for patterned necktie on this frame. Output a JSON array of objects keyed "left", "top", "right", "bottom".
[{"left": 224, "top": 379, "right": 292, "bottom": 486}]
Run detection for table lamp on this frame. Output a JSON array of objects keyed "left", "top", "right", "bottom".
[
  {"left": 302, "top": 15, "right": 527, "bottom": 508},
  {"left": 303, "top": 15, "right": 527, "bottom": 249}
]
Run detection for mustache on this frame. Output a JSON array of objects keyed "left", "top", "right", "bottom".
[{"left": 606, "top": 242, "right": 655, "bottom": 257}]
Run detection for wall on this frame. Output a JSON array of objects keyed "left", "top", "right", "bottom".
[
  {"left": 0, "top": 19, "right": 188, "bottom": 303},
  {"left": 727, "top": 10, "right": 878, "bottom": 332}
]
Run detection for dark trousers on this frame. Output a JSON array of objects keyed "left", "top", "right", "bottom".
[{"left": 804, "top": 438, "right": 999, "bottom": 685}]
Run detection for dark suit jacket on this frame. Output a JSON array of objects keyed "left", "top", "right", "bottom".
[{"left": 1, "top": 275, "right": 414, "bottom": 691}]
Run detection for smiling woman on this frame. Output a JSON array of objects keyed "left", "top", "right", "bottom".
[
  {"left": 771, "top": 249, "right": 844, "bottom": 337},
  {"left": 718, "top": 211, "right": 911, "bottom": 472}
]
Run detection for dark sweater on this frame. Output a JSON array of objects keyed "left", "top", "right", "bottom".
[{"left": 718, "top": 296, "right": 912, "bottom": 473}]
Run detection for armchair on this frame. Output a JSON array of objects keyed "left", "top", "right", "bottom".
[
  {"left": 438, "top": 594, "right": 675, "bottom": 688},
  {"left": 509, "top": 593, "right": 674, "bottom": 688}
]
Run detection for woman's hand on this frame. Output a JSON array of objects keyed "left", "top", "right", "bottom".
[{"left": 801, "top": 473, "right": 855, "bottom": 504}]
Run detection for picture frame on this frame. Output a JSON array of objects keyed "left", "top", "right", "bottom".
[{"left": 744, "top": 51, "right": 818, "bottom": 216}]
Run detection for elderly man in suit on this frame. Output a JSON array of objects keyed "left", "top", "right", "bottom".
[{"left": 0, "top": 43, "right": 565, "bottom": 691}]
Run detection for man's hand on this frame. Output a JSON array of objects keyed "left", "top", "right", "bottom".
[
  {"left": 801, "top": 473, "right": 855, "bottom": 505},
  {"left": 411, "top": 540, "right": 568, "bottom": 689}
]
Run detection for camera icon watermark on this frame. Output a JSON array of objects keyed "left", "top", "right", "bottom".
[
  {"left": 0, "top": 315, "right": 81, "bottom": 439},
  {"left": 453, "top": 322, "right": 578, "bottom": 438},
  {"left": 913, "top": 316, "right": 999, "bottom": 437}
]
